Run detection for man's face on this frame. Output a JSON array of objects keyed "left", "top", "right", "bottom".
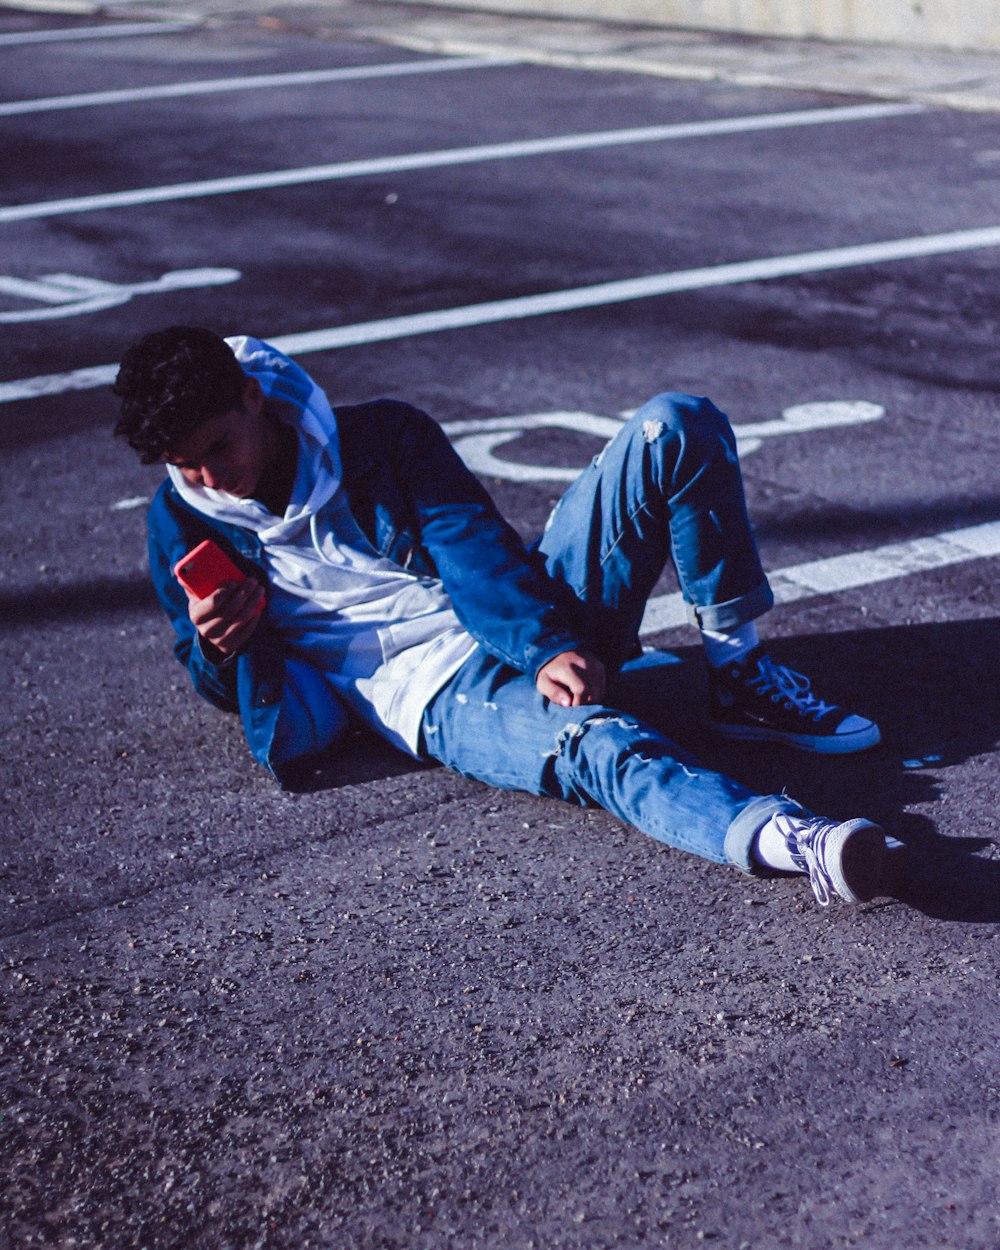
[{"left": 166, "top": 379, "right": 270, "bottom": 498}]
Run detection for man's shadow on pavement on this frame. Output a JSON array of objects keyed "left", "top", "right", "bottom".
[
  {"left": 285, "top": 616, "right": 1000, "bottom": 924},
  {"left": 279, "top": 728, "right": 436, "bottom": 792},
  {"left": 614, "top": 616, "right": 1000, "bottom": 923}
]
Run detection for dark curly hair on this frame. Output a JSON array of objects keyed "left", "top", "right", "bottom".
[{"left": 112, "top": 326, "right": 249, "bottom": 464}]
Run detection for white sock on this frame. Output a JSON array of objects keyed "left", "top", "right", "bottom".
[
  {"left": 752, "top": 815, "right": 803, "bottom": 874},
  {"left": 701, "top": 620, "right": 760, "bottom": 669}
]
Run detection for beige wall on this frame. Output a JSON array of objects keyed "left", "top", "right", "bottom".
[{"left": 398, "top": 0, "right": 1000, "bottom": 52}]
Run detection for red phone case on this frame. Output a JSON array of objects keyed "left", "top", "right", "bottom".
[{"left": 173, "top": 539, "right": 248, "bottom": 600}]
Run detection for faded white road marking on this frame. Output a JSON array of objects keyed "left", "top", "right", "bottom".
[
  {"left": 0, "top": 22, "right": 193, "bottom": 47},
  {"left": 727, "top": 400, "right": 886, "bottom": 456},
  {"left": 269, "top": 226, "right": 1000, "bottom": 359},
  {"left": 1, "top": 364, "right": 119, "bottom": 402},
  {"left": 444, "top": 412, "right": 623, "bottom": 481},
  {"left": 0, "top": 57, "right": 518, "bottom": 117},
  {"left": 0, "top": 102, "right": 922, "bottom": 223},
  {"left": 442, "top": 401, "right": 885, "bottom": 482},
  {"left": 0, "top": 267, "right": 240, "bottom": 323},
  {"left": 4, "top": 222, "right": 1000, "bottom": 404},
  {"left": 639, "top": 519, "right": 1000, "bottom": 636}
]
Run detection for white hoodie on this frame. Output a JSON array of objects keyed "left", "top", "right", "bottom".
[{"left": 167, "top": 336, "right": 476, "bottom": 755}]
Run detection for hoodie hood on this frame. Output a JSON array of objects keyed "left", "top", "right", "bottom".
[{"left": 167, "top": 336, "right": 342, "bottom": 543}]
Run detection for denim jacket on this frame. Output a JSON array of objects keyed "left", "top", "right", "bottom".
[{"left": 147, "top": 397, "right": 583, "bottom": 779}]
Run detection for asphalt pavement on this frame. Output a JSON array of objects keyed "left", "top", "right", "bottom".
[
  {"left": 33, "top": 0, "right": 1000, "bottom": 111},
  {"left": 2, "top": 6, "right": 1000, "bottom": 1249}
]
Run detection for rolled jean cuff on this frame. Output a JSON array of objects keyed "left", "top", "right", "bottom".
[
  {"left": 685, "top": 577, "right": 774, "bottom": 632},
  {"left": 724, "top": 793, "right": 806, "bottom": 875}
]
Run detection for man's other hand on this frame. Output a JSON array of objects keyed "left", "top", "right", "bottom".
[
  {"left": 185, "top": 578, "right": 265, "bottom": 658},
  {"left": 536, "top": 649, "right": 606, "bottom": 708}
]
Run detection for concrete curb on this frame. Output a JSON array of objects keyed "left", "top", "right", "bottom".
[{"left": 6, "top": 0, "right": 1000, "bottom": 110}]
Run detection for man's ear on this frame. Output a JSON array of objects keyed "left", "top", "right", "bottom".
[{"left": 242, "top": 376, "right": 264, "bottom": 413}]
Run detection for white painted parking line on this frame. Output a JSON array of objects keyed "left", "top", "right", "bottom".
[
  {"left": 638, "top": 519, "right": 1000, "bottom": 636},
  {"left": 1, "top": 363, "right": 119, "bottom": 401},
  {"left": 0, "top": 57, "right": 519, "bottom": 118},
  {"left": 268, "top": 225, "right": 1000, "bottom": 349},
  {"left": 0, "top": 21, "right": 193, "bottom": 47},
  {"left": 0, "top": 102, "right": 922, "bottom": 224},
  {"left": 4, "top": 223, "right": 1000, "bottom": 404},
  {"left": 272, "top": 225, "right": 1000, "bottom": 352}
]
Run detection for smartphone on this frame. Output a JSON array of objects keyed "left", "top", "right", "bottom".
[{"left": 173, "top": 540, "right": 263, "bottom": 613}]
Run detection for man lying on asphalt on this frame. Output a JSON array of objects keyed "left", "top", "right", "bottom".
[{"left": 113, "top": 325, "right": 887, "bottom": 909}]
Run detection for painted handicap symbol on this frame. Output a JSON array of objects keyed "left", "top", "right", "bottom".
[
  {"left": 442, "top": 402, "right": 885, "bottom": 483},
  {"left": 0, "top": 267, "right": 241, "bottom": 322}
]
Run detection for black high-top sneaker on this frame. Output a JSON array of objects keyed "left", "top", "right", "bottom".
[{"left": 709, "top": 645, "right": 881, "bottom": 754}]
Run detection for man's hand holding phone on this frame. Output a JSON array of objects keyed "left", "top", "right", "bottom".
[{"left": 174, "top": 540, "right": 265, "bottom": 659}]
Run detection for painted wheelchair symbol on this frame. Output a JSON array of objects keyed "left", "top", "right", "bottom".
[
  {"left": 0, "top": 267, "right": 241, "bottom": 322},
  {"left": 442, "top": 401, "right": 885, "bottom": 482}
]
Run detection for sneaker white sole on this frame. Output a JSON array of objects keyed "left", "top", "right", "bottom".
[
  {"left": 824, "top": 818, "right": 887, "bottom": 903},
  {"left": 709, "top": 719, "right": 882, "bottom": 754}
]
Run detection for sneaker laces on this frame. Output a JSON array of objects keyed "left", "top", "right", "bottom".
[
  {"left": 747, "top": 655, "right": 835, "bottom": 723},
  {"left": 773, "top": 814, "right": 834, "bottom": 906}
]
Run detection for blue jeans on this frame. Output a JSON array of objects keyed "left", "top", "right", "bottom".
[{"left": 421, "top": 393, "right": 801, "bottom": 871}]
